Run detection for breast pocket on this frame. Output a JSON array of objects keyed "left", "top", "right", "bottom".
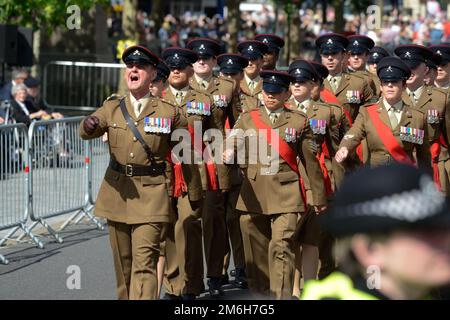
[
  {"left": 277, "top": 171, "right": 300, "bottom": 208},
  {"left": 108, "top": 123, "right": 127, "bottom": 148}
]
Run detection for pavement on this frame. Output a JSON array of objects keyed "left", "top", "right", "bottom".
[{"left": 0, "top": 218, "right": 251, "bottom": 300}]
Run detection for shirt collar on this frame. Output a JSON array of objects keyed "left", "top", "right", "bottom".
[
  {"left": 245, "top": 73, "right": 261, "bottom": 86},
  {"left": 264, "top": 105, "right": 283, "bottom": 116},
  {"left": 383, "top": 98, "right": 403, "bottom": 112},
  {"left": 406, "top": 85, "right": 424, "bottom": 98},
  {"left": 294, "top": 97, "right": 311, "bottom": 110},
  {"left": 130, "top": 91, "right": 151, "bottom": 105},
  {"left": 194, "top": 73, "right": 212, "bottom": 86},
  {"left": 169, "top": 85, "right": 189, "bottom": 97},
  {"left": 327, "top": 73, "right": 342, "bottom": 81}
]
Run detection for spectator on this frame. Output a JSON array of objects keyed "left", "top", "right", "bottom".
[
  {"left": 10, "top": 83, "right": 49, "bottom": 126},
  {"left": 0, "top": 68, "right": 29, "bottom": 101},
  {"left": 24, "top": 77, "right": 63, "bottom": 119}
]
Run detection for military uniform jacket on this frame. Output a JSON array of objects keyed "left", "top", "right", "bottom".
[
  {"left": 339, "top": 100, "right": 431, "bottom": 169},
  {"left": 79, "top": 94, "right": 202, "bottom": 224},
  {"left": 239, "top": 77, "right": 263, "bottom": 98},
  {"left": 232, "top": 107, "right": 327, "bottom": 214},
  {"left": 324, "top": 72, "right": 375, "bottom": 121},
  {"left": 164, "top": 87, "right": 231, "bottom": 191},
  {"left": 402, "top": 85, "right": 450, "bottom": 161},
  {"left": 351, "top": 69, "right": 381, "bottom": 99},
  {"left": 189, "top": 75, "right": 236, "bottom": 129}
]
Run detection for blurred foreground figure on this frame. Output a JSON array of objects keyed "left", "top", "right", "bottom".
[{"left": 302, "top": 164, "right": 450, "bottom": 300}]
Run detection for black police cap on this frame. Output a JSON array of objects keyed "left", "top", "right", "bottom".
[
  {"left": 346, "top": 35, "right": 375, "bottom": 54},
  {"left": 377, "top": 56, "right": 411, "bottom": 82},
  {"left": 315, "top": 33, "right": 349, "bottom": 55},
  {"left": 429, "top": 45, "right": 450, "bottom": 65},
  {"left": 162, "top": 47, "right": 198, "bottom": 69},
  {"left": 186, "top": 38, "right": 222, "bottom": 58},
  {"left": 319, "top": 163, "right": 450, "bottom": 237},
  {"left": 154, "top": 60, "right": 170, "bottom": 82},
  {"left": 260, "top": 70, "right": 294, "bottom": 94},
  {"left": 288, "top": 59, "right": 319, "bottom": 83},
  {"left": 254, "top": 34, "right": 285, "bottom": 54},
  {"left": 237, "top": 40, "right": 269, "bottom": 60},
  {"left": 394, "top": 45, "right": 434, "bottom": 70},
  {"left": 368, "top": 46, "right": 390, "bottom": 64},
  {"left": 309, "top": 61, "right": 329, "bottom": 81},
  {"left": 217, "top": 53, "right": 249, "bottom": 74},
  {"left": 122, "top": 45, "right": 159, "bottom": 67}
]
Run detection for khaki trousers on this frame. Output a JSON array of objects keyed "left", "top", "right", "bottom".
[
  {"left": 107, "top": 220, "right": 162, "bottom": 300},
  {"left": 163, "top": 195, "right": 204, "bottom": 296},
  {"left": 240, "top": 212, "right": 297, "bottom": 299}
]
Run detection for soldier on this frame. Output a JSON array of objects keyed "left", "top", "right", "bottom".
[
  {"left": 217, "top": 53, "right": 258, "bottom": 289},
  {"left": 302, "top": 164, "right": 450, "bottom": 300},
  {"left": 149, "top": 60, "right": 170, "bottom": 98},
  {"left": 286, "top": 59, "right": 330, "bottom": 296},
  {"left": 160, "top": 47, "right": 230, "bottom": 299},
  {"left": 254, "top": 34, "right": 285, "bottom": 70},
  {"left": 430, "top": 45, "right": 450, "bottom": 89},
  {"left": 366, "top": 46, "right": 390, "bottom": 96},
  {"left": 424, "top": 52, "right": 441, "bottom": 87},
  {"left": 237, "top": 40, "right": 269, "bottom": 98},
  {"left": 345, "top": 35, "right": 379, "bottom": 98},
  {"left": 335, "top": 57, "right": 431, "bottom": 171},
  {"left": 395, "top": 45, "right": 450, "bottom": 194},
  {"left": 186, "top": 38, "right": 235, "bottom": 296},
  {"left": 223, "top": 70, "right": 326, "bottom": 299},
  {"left": 316, "top": 33, "right": 375, "bottom": 122},
  {"left": 79, "top": 45, "right": 199, "bottom": 300}
]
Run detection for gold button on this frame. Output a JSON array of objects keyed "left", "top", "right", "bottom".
[
  {"left": 134, "top": 122, "right": 138, "bottom": 126},
  {"left": 113, "top": 123, "right": 117, "bottom": 127},
  {"left": 133, "top": 137, "right": 137, "bottom": 142},
  {"left": 130, "top": 153, "right": 134, "bottom": 158}
]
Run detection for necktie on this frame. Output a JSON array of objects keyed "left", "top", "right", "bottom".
[
  {"left": 249, "top": 81, "right": 255, "bottom": 93},
  {"left": 388, "top": 106, "right": 398, "bottom": 129},
  {"left": 330, "top": 77, "right": 338, "bottom": 93},
  {"left": 134, "top": 101, "right": 142, "bottom": 117},
  {"left": 297, "top": 102, "right": 306, "bottom": 113},
  {"left": 410, "top": 92, "right": 418, "bottom": 105},
  {"left": 270, "top": 112, "right": 278, "bottom": 124},
  {"left": 176, "top": 91, "right": 183, "bottom": 105},
  {"left": 201, "top": 81, "right": 208, "bottom": 89}
]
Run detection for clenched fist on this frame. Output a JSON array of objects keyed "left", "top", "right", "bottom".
[{"left": 83, "top": 116, "right": 100, "bottom": 135}]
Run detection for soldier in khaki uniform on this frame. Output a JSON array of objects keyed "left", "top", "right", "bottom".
[
  {"left": 345, "top": 35, "right": 380, "bottom": 99},
  {"left": 286, "top": 59, "right": 330, "bottom": 297},
  {"left": 432, "top": 45, "right": 450, "bottom": 90},
  {"left": 79, "top": 46, "right": 200, "bottom": 300},
  {"left": 237, "top": 40, "right": 269, "bottom": 98},
  {"left": 335, "top": 57, "right": 431, "bottom": 171},
  {"left": 216, "top": 53, "right": 256, "bottom": 289},
  {"left": 186, "top": 38, "right": 235, "bottom": 296},
  {"left": 223, "top": 71, "right": 327, "bottom": 299},
  {"left": 395, "top": 45, "right": 450, "bottom": 195},
  {"left": 254, "top": 34, "right": 285, "bottom": 71},
  {"left": 367, "top": 46, "right": 390, "bottom": 97}
]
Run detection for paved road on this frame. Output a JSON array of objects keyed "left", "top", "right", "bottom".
[{"left": 0, "top": 222, "right": 251, "bottom": 300}]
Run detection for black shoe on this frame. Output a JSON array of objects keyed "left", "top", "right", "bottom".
[
  {"left": 232, "top": 268, "right": 248, "bottom": 289},
  {"left": 221, "top": 273, "right": 229, "bottom": 285},
  {"left": 208, "top": 277, "right": 224, "bottom": 297},
  {"left": 163, "top": 293, "right": 181, "bottom": 300},
  {"left": 181, "top": 294, "right": 196, "bottom": 300}
]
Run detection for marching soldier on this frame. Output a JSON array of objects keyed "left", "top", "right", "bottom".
[
  {"left": 286, "top": 59, "right": 331, "bottom": 296},
  {"left": 315, "top": 33, "right": 375, "bottom": 122},
  {"left": 149, "top": 60, "right": 170, "bottom": 98},
  {"left": 345, "top": 35, "right": 379, "bottom": 98},
  {"left": 79, "top": 45, "right": 200, "bottom": 300},
  {"left": 335, "top": 57, "right": 431, "bottom": 171},
  {"left": 254, "top": 34, "right": 285, "bottom": 70},
  {"left": 223, "top": 70, "right": 326, "bottom": 299},
  {"left": 366, "top": 46, "right": 390, "bottom": 96},
  {"left": 237, "top": 40, "right": 269, "bottom": 98},
  {"left": 424, "top": 52, "right": 441, "bottom": 87},
  {"left": 185, "top": 37, "right": 236, "bottom": 296},
  {"left": 217, "top": 53, "right": 259, "bottom": 289},
  {"left": 161, "top": 47, "right": 230, "bottom": 299},
  {"left": 430, "top": 45, "right": 450, "bottom": 90},
  {"left": 395, "top": 45, "right": 450, "bottom": 195}
]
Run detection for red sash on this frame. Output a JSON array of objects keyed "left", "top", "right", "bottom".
[
  {"left": 166, "top": 152, "right": 187, "bottom": 198},
  {"left": 249, "top": 110, "right": 307, "bottom": 206},
  {"left": 366, "top": 104, "right": 415, "bottom": 165},
  {"left": 430, "top": 141, "right": 441, "bottom": 189},
  {"left": 188, "top": 124, "right": 219, "bottom": 191}
]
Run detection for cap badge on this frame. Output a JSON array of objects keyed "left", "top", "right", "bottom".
[
  {"left": 248, "top": 45, "right": 254, "bottom": 52},
  {"left": 227, "top": 59, "right": 234, "bottom": 65},
  {"left": 132, "top": 50, "right": 141, "bottom": 56},
  {"left": 437, "top": 50, "right": 442, "bottom": 56},
  {"left": 373, "top": 52, "right": 379, "bottom": 58},
  {"left": 271, "top": 75, "right": 276, "bottom": 82},
  {"left": 386, "top": 66, "right": 393, "bottom": 73},
  {"left": 199, "top": 44, "right": 206, "bottom": 50},
  {"left": 174, "top": 53, "right": 179, "bottom": 60},
  {"left": 295, "top": 69, "right": 302, "bottom": 74},
  {"left": 353, "top": 40, "right": 359, "bottom": 46},
  {"left": 326, "top": 38, "right": 333, "bottom": 45},
  {"left": 405, "top": 51, "right": 411, "bottom": 58},
  {"left": 263, "top": 38, "right": 268, "bottom": 44}
]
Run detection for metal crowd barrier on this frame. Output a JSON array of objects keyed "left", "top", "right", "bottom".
[
  {"left": 0, "top": 124, "right": 41, "bottom": 264},
  {"left": 0, "top": 118, "right": 109, "bottom": 264},
  {"left": 43, "top": 61, "right": 125, "bottom": 112}
]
